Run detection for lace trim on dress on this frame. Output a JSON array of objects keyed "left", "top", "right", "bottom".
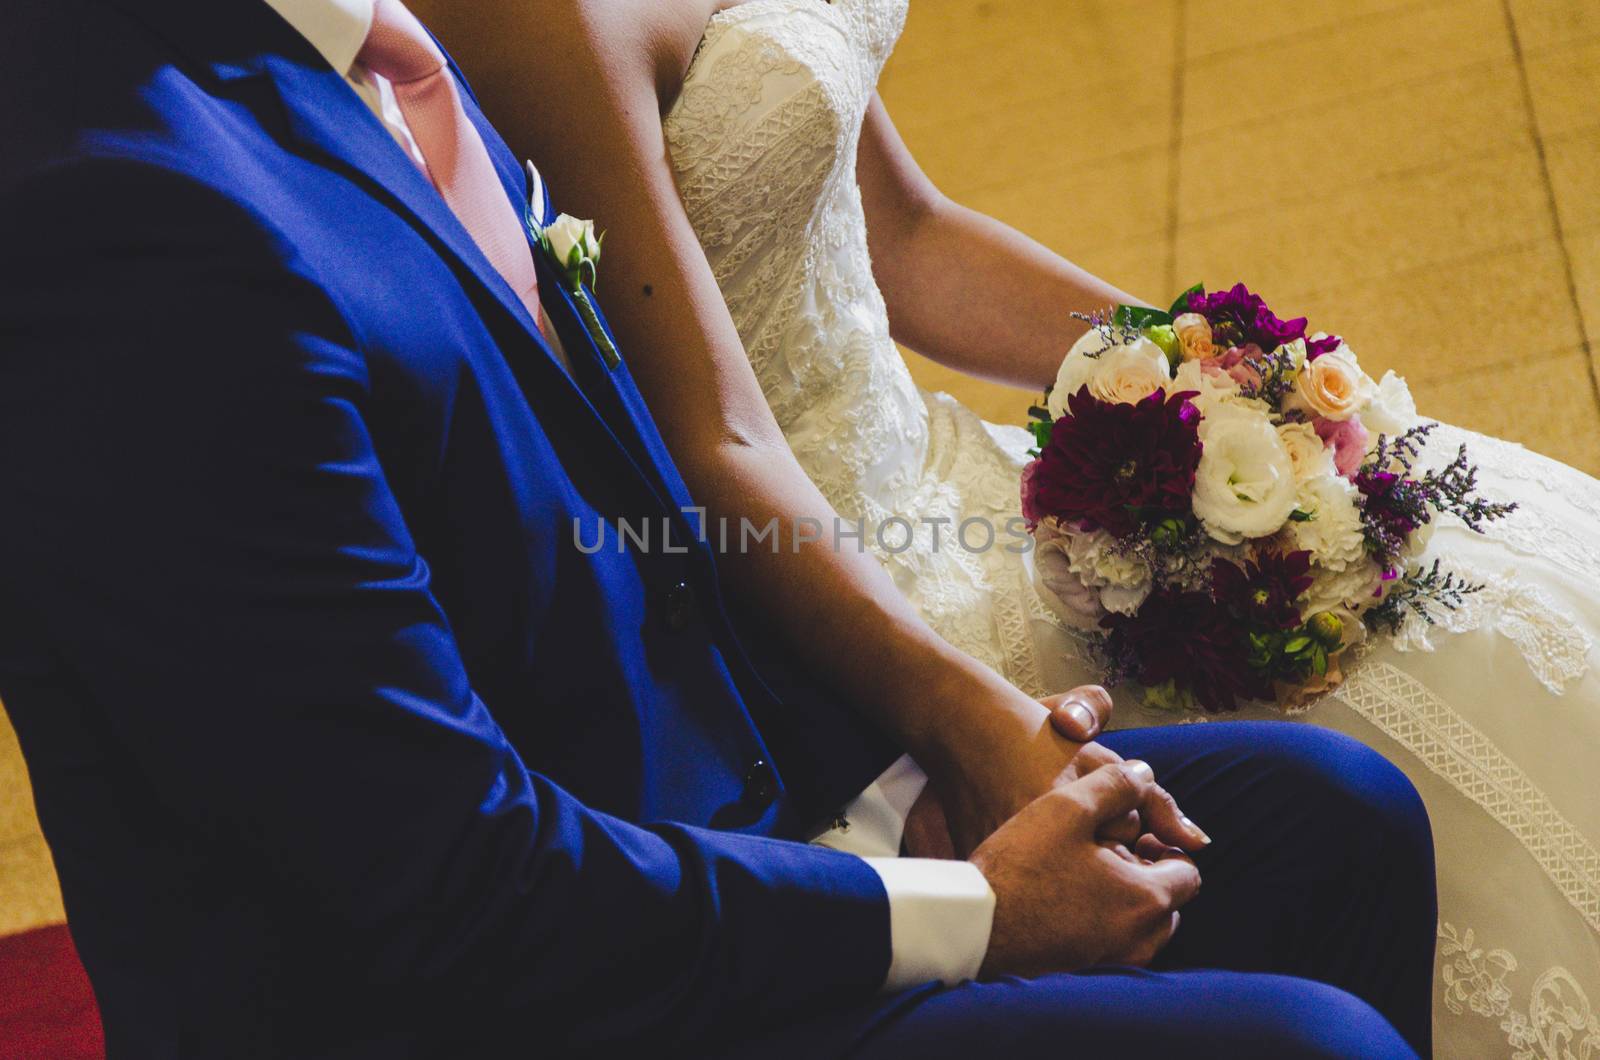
[
  {"left": 1391, "top": 565, "right": 1593, "bottom": 695},
  {"left": 1334, "top": 662, "right": 1600, "bottom": 935},
  {"left": 1439, "top": 921, "right": 1599, "bottom": 1059}
]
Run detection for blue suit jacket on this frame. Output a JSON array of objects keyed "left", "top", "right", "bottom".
[{"left": 0, "top": 0, "right": 902, "bottom": 1054}]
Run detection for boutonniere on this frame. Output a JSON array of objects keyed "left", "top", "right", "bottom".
[
  {"left": 537, "top": 212, "right": 619, "bottom": 369},
  {"left": 525, "top": 163, "right": 620, "bottom": 371}
]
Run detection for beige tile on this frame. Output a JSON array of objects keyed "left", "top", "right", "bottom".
[
  {"left": 1176, "top": 142, "right": 1553, "bottom": 297},
  {"left": 0, "top": 704, "right": 44, "bottom": 847},
  {"left": 1183, "top": 0, "right": 1429, "bottom": 60},
  {"left": 1183, "top": 0, "right": 1513, "bottom": 138},
  {"left": 888, "top": 0, "right": 1177, "bottom": 73},
  {"left": 0, "top": 834, "right": 65, "bottom": 938},
  {"left": 1507, "top": 0, "right": 1600, "bottom": 54},
  {"left": 1524, "top": 37, "right": 1600, "bottom": 140},
  {"left": 1545, "top": 124, "right": 1600, "bottom": 236},
  {"left": 1275, "top": 238, "right": 1582, "bottom": 383},
  {"left": 958, "top": 146, "right": 1170, "bottom": 254},
  {"left": 1411, "top": 347, "right": 1600, "bottom": 474},
  {"left": 882, "top": 0, "right": 1175, "bottom": 184},
  {"left": 1179, "top": 59, "right": 1531, "bottom": 224},
  {"left": 1569, "top": 226, "right": 1600, "bottom": 357},
  {"left": 887, "top": 77, "right": 1173, "bottom": 195}
]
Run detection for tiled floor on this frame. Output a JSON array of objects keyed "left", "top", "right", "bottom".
[
  {"left": 882, "top": 0, "right": 1600, "bottom": 473},
  {"left": 1, "top": 0, "right": 1596, "bottom": 939}
]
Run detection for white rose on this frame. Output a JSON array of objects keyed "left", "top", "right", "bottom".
[
  {"left": 1288, "top": 474, "right": 1368, "bottom": 571},
  {"left": 1066, "top": 528, "right": 1153, "bottom": 615},
  {"left": 1192, "top": 407, "right": 1300, "bottom": 543},
  {"left": 1087, "top": 340, "right": 1171, "bottom": 405},
  {"left": 1303, "top": 560, "right": 1384, "bottom": 616},
  {"left": 544, "top": 213, "right": 602, "bottom": 277},
  {"left": 1361, "top": 370, "right": 1418, "bottom": 439},
  {"left": 1047, "top": 334, "right": 1170, "bottom": 417},
  {"left": 1277, "top": 422, "right": 1337, "bottom": 483}
]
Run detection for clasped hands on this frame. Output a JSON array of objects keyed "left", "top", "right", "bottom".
[{"left": 905, "top": 687, "right": 1210, "bottom": 979}]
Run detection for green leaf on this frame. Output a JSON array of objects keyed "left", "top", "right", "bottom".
[
  {"left": 1168, "top": 282, "right": 1204, "bottom": 317},
  {"left": 1312, "top": 646, "right": 1328, "bottom": 676},
  {"left": 1289, "top": 509, "right": 1315, "bottom": 522},
  {"left": 1112, "top": 304, "right": 1174, "bottom": 330},
  {"left": 1028, "top": 419, "right": 1053, "bottom": 450},
  {"left": 1283, "top": 636, "right": 1312, "bottom": 654}
]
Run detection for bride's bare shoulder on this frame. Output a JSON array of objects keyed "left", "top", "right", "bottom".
[{"left": 414, "top": 0, "right": 716, "bottom": 103}]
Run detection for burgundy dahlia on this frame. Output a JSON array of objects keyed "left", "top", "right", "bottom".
[
  {"left": 1100, "top": 587, "right": 1270, "bottom": 713},
  {"left": 1030, "top": 387, "right": 1203, "bottom": 539},
  {"left": 1185, "top": 283, "right": 1307, "bottom": 353},
  {"left": 1212, "top": 550, "right": 1314, "bottom": 631}
]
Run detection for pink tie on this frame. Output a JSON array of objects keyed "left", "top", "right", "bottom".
[{"left": 358, "top": 0, "right": 549, "bottom": 337}]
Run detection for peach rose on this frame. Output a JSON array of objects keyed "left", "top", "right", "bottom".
[
  {"left": 1286, "top": 352, "right": 1372, "bottom": 422},
  {"left": 1172, "top": 312, "right": 1217, "bottom": 361}
]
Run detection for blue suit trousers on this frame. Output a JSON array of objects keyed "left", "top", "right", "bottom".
[{"left": 718, "top": 722, "right": 1436, "bottom": 1059}]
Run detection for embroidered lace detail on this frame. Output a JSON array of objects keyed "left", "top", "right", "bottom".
[
  {"left": 665, "top": 0, "right": 1052, "bottom": 693},
  {"left": 1390, "top": 565, "right": 1593, "bottom": 695},
  {"left": 1439, "top": 921, "right": 1598, "bottom": 1059},
  {"left": 1335, "top": 662, "right": 1600, "bottom": 935},
  {"left": 1428, "top": 423, "right": 1600, "bottom": 585}
]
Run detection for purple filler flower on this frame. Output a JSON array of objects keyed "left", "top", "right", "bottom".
[
  {"left": 1031, "top": 387, "right": 1203, "bottom": 539},
  {"left": 1185, "top": 283, "right": 1307, "bottom": 353}
]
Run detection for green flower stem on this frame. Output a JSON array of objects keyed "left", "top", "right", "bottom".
[{"left": 571, "top": 286, "right": 620, "bottom": 369}]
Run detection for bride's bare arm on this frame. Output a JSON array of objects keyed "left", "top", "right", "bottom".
[
  {"left": 411, "top": 0, "right": 1107, "bottom": 848},
  {"left": 856, "top": 97, "right": 1148, "bottom": 391}
]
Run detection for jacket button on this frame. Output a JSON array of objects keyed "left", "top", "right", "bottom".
[
  {"left": 743, "top": 759, "right": 776, "bottom": 807},
  {"left": 663, "top": 580, "right": 695, "bottom": 632}
]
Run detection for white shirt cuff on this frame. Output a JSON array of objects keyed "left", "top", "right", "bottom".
[
  {"left": 865, "top": 856, "right": 995, "bottom": 990},
  {"left": 805, "top": 753, "right": 994, "bottom": 989}
]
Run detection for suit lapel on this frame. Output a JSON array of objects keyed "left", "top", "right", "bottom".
[{"left": 118, "top": 0, "right": 698, "bottom": 522}]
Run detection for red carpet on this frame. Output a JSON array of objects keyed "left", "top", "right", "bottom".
[{"left": 0, "top": 925, "right": 104, "bottom": 1060}]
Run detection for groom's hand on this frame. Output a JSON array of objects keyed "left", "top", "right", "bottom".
[
  {"left": 917, "top": 684, "right": 1209, "bottom": 858},
  {"left": 969, "top": 761, "right": 1203, "bottom": 977}
]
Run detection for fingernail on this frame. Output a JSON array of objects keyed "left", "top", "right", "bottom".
[
  {"left": 1066, "top": 701, "right": 1097, "bottom": 734},
  {"left": 1182, "top": 816, "right": 1213, "bottom": 846},
  {"left": 1124, "top": 759, "right": 1154, "bottom": 783}
]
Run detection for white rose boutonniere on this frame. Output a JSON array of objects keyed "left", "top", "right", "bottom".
[
  {"left": 526, "top": 164, "right": 620, "bottom": 370},
  {"left": 542, "top": 214, "right": 603, "bottom": 289}
]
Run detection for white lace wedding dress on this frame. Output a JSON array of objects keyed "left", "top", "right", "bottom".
[{"left": 663, "top": 0, "right": 1600, "bottom": 1053}]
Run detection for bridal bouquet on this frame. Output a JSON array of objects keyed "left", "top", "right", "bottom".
[{"left": 1021, "top": 283, "right": 1515, "bottom": 712}]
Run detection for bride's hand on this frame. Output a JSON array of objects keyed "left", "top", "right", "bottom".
[{"left": 907, "top": 686, "right": 1208, "bottom": 859}]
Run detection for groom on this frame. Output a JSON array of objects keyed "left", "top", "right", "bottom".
[{"left": 0, "top": 0, "right": 1435, "bottom": 1056}]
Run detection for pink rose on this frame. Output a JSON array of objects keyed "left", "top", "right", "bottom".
[
  {"left": 1216, "top": 345, "right": 1266, "bottom": 390},
  {"left": 1315, "top": 415, "right": 1370, "bottom": 478}
]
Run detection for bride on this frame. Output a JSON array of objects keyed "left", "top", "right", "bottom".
[{"left": 423, "top": 0, "right": 1599, "bottom": 1053}]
